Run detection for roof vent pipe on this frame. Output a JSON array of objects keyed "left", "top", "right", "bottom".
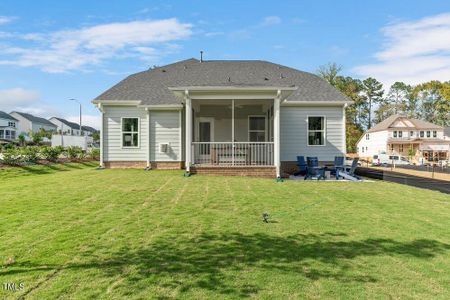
[{"left": 200, "top": 51, "right": 203, "bottom": 62}]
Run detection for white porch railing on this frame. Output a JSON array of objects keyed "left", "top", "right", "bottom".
[{"left": 192, "top": 142, "right": 274, "bottom": 166}]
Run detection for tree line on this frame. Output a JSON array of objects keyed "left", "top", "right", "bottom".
[{"left": 317, "top": 63, "right": 450, "bottom": 152}]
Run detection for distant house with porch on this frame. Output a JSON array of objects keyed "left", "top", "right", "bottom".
[
  {"left": 357, "top": 115, "right": 449, "bottom": 163},
  {"left": 0, "top": 111, "right": 19, "bottom": 141},
  {"left": 93, "top": 58, "right": 351, "bottom": 177},
  {"left": 10, "top": 111, "right": 57, "bottom": 137}
]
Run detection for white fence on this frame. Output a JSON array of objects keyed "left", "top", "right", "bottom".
[
  {"left": 51, "top": 134, "right": 93, "bottom": 151},
  {"left": 192, "top": 142, "right": 274, "bottom": 166}
]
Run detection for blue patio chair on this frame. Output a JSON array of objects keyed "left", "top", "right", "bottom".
[
  {"left": 305, "top": 157, "right": 325, "bottom": 180},
  {"left": 330, "top": 156, "right": 345, "bottom": 180},
  {"left": 294, "top": 155, "right": 307, "bottom": 176}
]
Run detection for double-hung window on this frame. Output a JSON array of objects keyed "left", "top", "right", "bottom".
[
  {"left": 248, "top": 116, "right": 266, "bottom": 142},
  {"left": 122, "top": 118, "right": 139, "bottom": 147},
  {"left": 420, "top": 131, "right": 424, "bottom": 138},
  {"left": 8, "top": 121, "right": 15, "bottom": 127},
  {"left": 426, "top": 131, "right": 431, "bottom": 138},
  {"left": 393, "top": 131, "right": 397, "bottom": 138},
  {"left": 433, "top": 131, "right": 437, "bottom": 138},
  {"left": 308, "top": 116, "right": 325, "bottom": 146}
]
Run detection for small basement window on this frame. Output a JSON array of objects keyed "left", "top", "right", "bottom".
[
  {"left": 308, "top": 116, "right": 325, "bottom": 146},
  {"left": 122, "top": 118, "right": 139, "bottom": 147}
]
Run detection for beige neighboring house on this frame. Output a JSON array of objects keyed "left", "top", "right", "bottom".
[{"left": 357, "top": 115, "right": 449, "bottom": 163}]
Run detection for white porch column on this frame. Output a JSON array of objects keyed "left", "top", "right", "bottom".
[
  {"left": 274, "top": 90, "right": 281, "bottom": 178},
  {"left": 232, "top": 99, "right": 235, "bottom": 166},
  {"left": 185, "top": 90, "right": 192, "bottom": 173},
  {"left": 146, "top": 108, "right": 150, "bottom": 168}
]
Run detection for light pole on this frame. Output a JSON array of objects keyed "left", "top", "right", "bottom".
[{"left": 69, "top": 98, "right": 82, "bottom": 135}]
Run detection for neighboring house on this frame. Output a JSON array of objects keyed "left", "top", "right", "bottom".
[
  {"left": 10, "top": 111, "right": 57, "bottom": 136},
  {"left": 49, "top": 117, "right": 83, "bottom": 136},
  {"left": 82, "top": 125, "right": 98, "bottom": 137},
  {"left": 357, "top": 115, "right": 449, "bottom": 163},
  {"left": 0, "top": 111, "right": 19, "bottom": 141},
  {"left": 92, "top": 58, "right": 351, "bottom": 177}
]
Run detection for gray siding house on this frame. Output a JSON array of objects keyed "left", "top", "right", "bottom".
[
  {"left": 93, "top": 58, "right": 351, "bottom": 177},
  {"left": 10, "top": 111, "right": 57, "bottom": 136},
  {"left": 0, "top": 111, "right": 19, "bottom": 140}
]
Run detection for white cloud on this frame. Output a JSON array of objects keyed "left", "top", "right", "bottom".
[
  {"left": 0, "top": 88, "right": 40, "bottom": 111},
  {"left": 260, "top": 16, "right": 281, "bottom": 27},
  {"left": 0, "top": 16, "right": 15, "bottom": 25},
  {"left": 353, "top": 13, "right": 450, "bottom": 87},
  {"left": 0, "top": 18, "right": 192, "bottom": 73}
]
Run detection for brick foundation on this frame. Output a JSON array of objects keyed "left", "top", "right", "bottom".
[
  {"left": 190, "top": 166, "right": 276, "bottom": 178},
  {"left": 104, "top": 161, "right": 183, "bottom": 170},
  {"left": 104, "top": 161, "right": 147, "bottom": 169},
  {"left": 150, "top": 161, "right": 184, "bottom": 170}
]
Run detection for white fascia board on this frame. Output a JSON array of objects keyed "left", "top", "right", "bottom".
[
  {"left": 138, "top": 104, "right": 183, "bottom": 110},
  {"left": 91, "top": 100, "right": 142, "bottom": 105},
  {"left": 281, "top": 101, "right": 352, "bottom": 106},
  {"left": 168, "top": 86, "right": 298, "bottom": 91}
]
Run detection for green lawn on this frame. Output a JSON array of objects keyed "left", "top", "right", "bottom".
[{"left": 1, "top": 163, "right": 449, "bottom": 299}]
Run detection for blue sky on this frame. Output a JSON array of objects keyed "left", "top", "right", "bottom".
[{"left": 0, "top": 0, "right": 450, "bottom": 128}]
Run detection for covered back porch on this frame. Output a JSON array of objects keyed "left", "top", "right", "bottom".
[
  {"left": 192, "top": 99, "right": 274, "bottom": 167},
  {"left": 176, "top": 87, "right": 295, "bottom": 178}
]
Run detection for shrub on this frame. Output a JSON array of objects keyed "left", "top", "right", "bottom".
[
  {"left": 21, "top": 146, "right": 40, "bottom": 163},
  {"left": 88, "top": 148, "right": 100, "bottom": 160},
  {"left": 41, "top": 146, "right": 62, "bottom": 162},
  {"left": 1, "top": 148, "right": 22, "bottom": 165},
  {"left": 66, "top": 146, "right": 82, "bottom": 160}
]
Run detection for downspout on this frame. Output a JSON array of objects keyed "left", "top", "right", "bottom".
[
  {"left": 145, "top": 108, "right": 151, "bottom": 170},
  {"left": 97, "top": 103, "right": 105, "bottom": 168}
]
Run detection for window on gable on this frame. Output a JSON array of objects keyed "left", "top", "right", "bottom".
[
  {"left": 410, "top": 131, "right": 414, "bottom": 137},
  {"left": 393, "top": 131, "right": 397, "bottom": 138},
  {"left": 307, "top": 116, "right": 325, "bottom": 146},
  {"left": 366, "top": 134, "right": 369, "bottom": 140},
  {"left": 399, "top": 131, "right": 403, "bottom": 138},
  {"left": 8, "top": 121, "right": 15, "bottom": 127},
  {"left": 122, "top": 118, "right": 139, "bottom": 147}
]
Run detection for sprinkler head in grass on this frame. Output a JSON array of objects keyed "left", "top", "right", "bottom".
[{"left": 262, "top": 212, "right": 269, "bottom": 223}]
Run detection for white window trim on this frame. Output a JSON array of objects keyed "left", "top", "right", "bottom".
[
  {"left": 121, "top": 117, "right": 140, "bottom": 149},
  {"left": 248, "top": 115, "right": 267, "bottom": 142},
  {"left": 307, "top": 115, "right": 326, "bottom": 147}
]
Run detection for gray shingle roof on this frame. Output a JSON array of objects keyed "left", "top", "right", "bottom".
[
  {"left": 368, "top": 114, "right": 443, "bottom": 133},
  {"left": 51, "top": 117, "right": 81, "bottom": 130},
  {"left": 94, "top": 58, "right": 350, "bottom": 105},
  {"left": 12, "top": 111, "right": 56, "bottom": 127},
  {"left": 0, "top": 111, "right": 18, "bottom": 121},
  {"left": 82, "top": 125, "right": 97, "bottom": 132}
]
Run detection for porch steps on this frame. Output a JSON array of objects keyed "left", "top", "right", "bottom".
[{"left": 190, "top": 166, "right": 276, "bottom": 178}]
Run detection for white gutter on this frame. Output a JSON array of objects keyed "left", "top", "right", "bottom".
[
  {"left": 281, "top": 100, "right": 353, "bottom": 106},
  {"left": 92, "top": 100, "right": 142, "bottom": 105},
  {"left": 168, "top": 86, "right": 298, "bottom": 91}
]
